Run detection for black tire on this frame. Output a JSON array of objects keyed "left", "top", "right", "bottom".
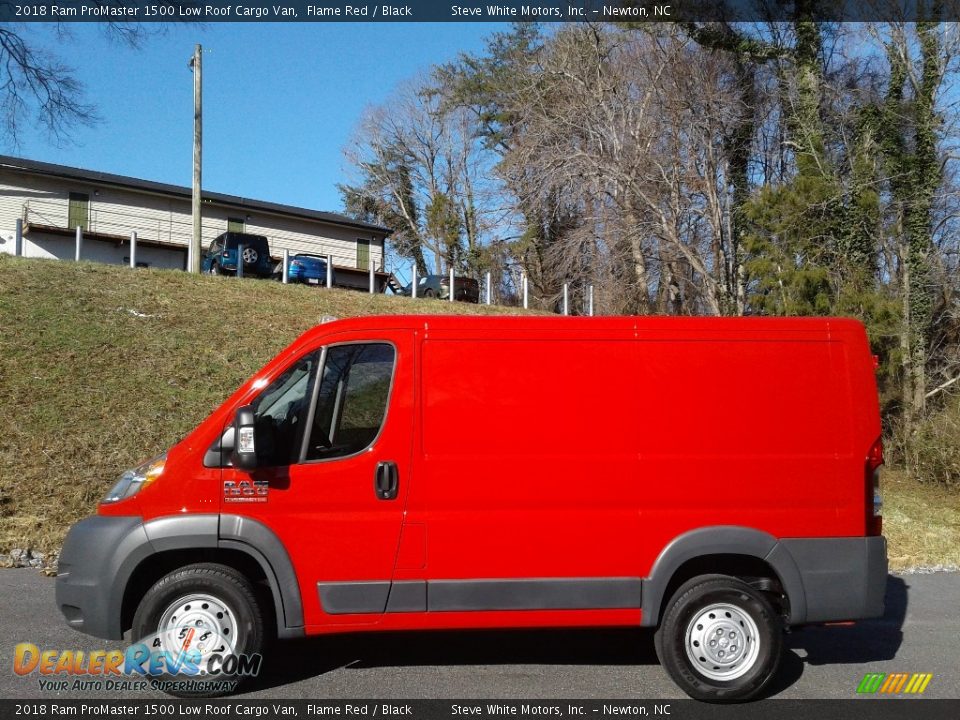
[
  {"left": 132, "top": 563, "right": 265, "bottom": 698},
  {"left": 422, "top": 288, "right": 435, "bottom": 298},
  {"left": 654, "top": 575, "right": 781, "bottom": 702}
]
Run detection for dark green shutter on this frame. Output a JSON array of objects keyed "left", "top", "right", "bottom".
[
  {"left": 357, "top": 238, "right": 370, "bottom": 270},
  {"left": 68, "top": 193, "right": 89, "bottom": 230}
]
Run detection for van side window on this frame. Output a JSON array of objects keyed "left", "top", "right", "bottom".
[
  {"left": 306, "top": 344, "right": 395, "bottom": 461},
  {"left": 252, "top": 351, "right": 321, "bottom": 467}
]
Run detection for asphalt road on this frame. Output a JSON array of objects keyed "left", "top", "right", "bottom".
[{"left": 0, "top": 570, "right": 956, "bottom": 700}]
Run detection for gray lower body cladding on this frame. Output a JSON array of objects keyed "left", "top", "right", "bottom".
[
  {"left": 316, "top": 533, "right": 887, "bottom": 624},
  {"left": 54, "top": 513, "right": 304, "bottom": 641},
  {"left": 318, "top": 578, "right": 644, "bottom": 615},
  {"left": 56, "top": 514, "right": 887, "bottom": 638},
  {"left": 638, "top": 527, "right": 888, "bottom": 627},
  {"left": 55, "top": 515, "right": 149, "bottom": 640},
  {"left": 779, "top": 536, "right": 887, "bottom": 623}
]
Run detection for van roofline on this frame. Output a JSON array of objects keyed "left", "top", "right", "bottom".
[{"left": 299, "top": 314, "right": 866, "bottom": 340}]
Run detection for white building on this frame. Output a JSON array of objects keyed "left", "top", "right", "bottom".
[{"left": 0, "top": 155, "right": 393, "bottom": 291}]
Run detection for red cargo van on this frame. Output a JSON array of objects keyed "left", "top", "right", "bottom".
[{"left": 56, "top": 315, "right": 887, "bottom": 701}]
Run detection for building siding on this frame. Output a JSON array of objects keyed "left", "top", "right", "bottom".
[{"left": 0, "top": 167, "right": 386, "bottom": 271}]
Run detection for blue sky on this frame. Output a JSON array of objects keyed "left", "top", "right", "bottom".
[{"left": 9, "top": 23, "right": 503, "bottom": 214}]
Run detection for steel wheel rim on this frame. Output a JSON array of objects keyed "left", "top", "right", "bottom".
[
  {"left": 156, "top": 593, "right": 240, "bottom": 663},
  {"left": 242, "top": 248, "right": 258, "bottom": 263},
  {"left": 684, "top": 602, "right": 761, "bottom": 681}
]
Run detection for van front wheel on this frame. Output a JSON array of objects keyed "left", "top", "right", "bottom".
[
  {"left": 131, "top": 563, "right": 265, "bottom": 697},
  {"left": 654, "top": 575, "right": 781, "bottom": 702}
]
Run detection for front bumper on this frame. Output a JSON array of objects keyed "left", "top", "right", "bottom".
[
  {"left": 55, "top": 515, "right": 150, "bottom": 640},
  {"left": 780, "top": 536, "right": 888, "bottom": 624}
]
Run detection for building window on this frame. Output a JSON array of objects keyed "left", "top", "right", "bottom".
[
  {"left": 68, "top": 193, "right": 89, "bottom": 230},
  {"left": 227, "top": 217, "right": 245, "bottom": 233},
  {"left": 357, "top": 238, "right": 370, "bottom": 270}
]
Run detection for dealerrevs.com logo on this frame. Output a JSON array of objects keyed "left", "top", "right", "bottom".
[
  {"left": 857, "top": 672, "right": 934, "bottom": 695},
  {"left": 14, "top": 626, "right": 262, "bottom": 694}
]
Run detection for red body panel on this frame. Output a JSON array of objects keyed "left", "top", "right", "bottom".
[{"left": 100, "top": 315, "right": 882, "bottom": 633}]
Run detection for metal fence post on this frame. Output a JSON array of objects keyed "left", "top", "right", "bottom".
[
  {"left": 588, "top": 285, "right": 594, "bottom": 316},
  {"left": 563, "top": 283, "right": 569, "bottom": 316},
  {"left": 282, "top": 249, "right": 290, "bottom": 284},
  {"left": 449, "top": 267, "right": 455, "bottom": 302},
  {"left": 485, "top": 271, "right": 492, "bottom": 305},
  {"left": 237, "top": 244, "right": 244, "bottom": 278},
  {"left": 129, "top": 231, "right": 137, "bottom": 268},
  {"left": 369, "top": 257, "right": 375, "bottom": 294},
  {"left": 75, "top": 226, "right": 83, "bottom": 261},
  {"left": 522, "top": 273, "right": 529, "bottom": 309},
  {"left": 14, "top": 218, "right": 22, "bottom": 256},
  {"left": 326, "top": 254, "right": 333, "bottom": 288}
]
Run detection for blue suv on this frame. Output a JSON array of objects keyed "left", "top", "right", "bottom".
[{"left": 202, "top": 232, "right": 274, "bottom": 278}]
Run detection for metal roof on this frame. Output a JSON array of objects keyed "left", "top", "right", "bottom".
[{"left": 0, "top": 154, "right": 391, "bottom": 235}]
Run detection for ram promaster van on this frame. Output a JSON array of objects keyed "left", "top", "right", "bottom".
[{"left": 57, "top": 316, "right": 887, "bottom": 701}]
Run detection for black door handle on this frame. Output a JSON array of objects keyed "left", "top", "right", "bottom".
[{"left": 375, "top": 461, "right": 399, "bottom": 500}]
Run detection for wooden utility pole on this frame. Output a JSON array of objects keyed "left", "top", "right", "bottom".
[{"left": 189, "top": 44, "right": 203, "bottom": 273}]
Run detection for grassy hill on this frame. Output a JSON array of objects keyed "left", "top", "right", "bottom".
[
  {"left": 0, "top": 255, "right": 956, "bottom": 571},
  {"left": 0, "top": 256, "right": 532, "bottom": 554}
]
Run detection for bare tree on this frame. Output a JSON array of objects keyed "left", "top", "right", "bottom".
[
  {"left": 0, "top": 20, "right": 151, "bottom": 146},
  {"left": 490, "top": 25, "right": 749, "bottom": 315},
  {"left": 341, "top": 77, "right": 498, "bottom": 278}
]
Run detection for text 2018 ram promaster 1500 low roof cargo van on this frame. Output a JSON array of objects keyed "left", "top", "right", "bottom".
[{"left": 57, "top": 315, "right": 887, "bottom": 701}]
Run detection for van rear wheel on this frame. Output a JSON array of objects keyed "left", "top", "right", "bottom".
[
  {"left": 131, "top": 563, "right": 265, "bottom": 698},
  {"left": 654, "top": 575, "right": 781, "bottom": 702}
]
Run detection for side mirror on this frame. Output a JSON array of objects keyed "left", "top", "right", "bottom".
[{"left": 231, "top": 405, "right": 258, "bottom": 470}]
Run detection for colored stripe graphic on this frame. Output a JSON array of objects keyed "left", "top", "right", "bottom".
[
  {"left": 857, "top": 672, "right": 932, "bottom": 695},
  {"left": 908, "top": 674, "right": 933, "bottom": 694},
  {"left": 857, "top": 673, "right": 886, "bottom": 693}
]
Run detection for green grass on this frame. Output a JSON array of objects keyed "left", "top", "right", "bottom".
[
  {"left": 0, "top": 255, "right": 533, "bottom": 553},
  {"left": 0, "top": 255, "right": 957, "bottom": 571}
]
